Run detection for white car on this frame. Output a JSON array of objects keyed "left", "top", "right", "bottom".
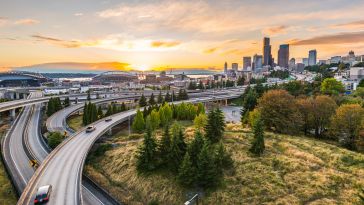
[{"left": 85, "top": 126, "right": 96, "bottom": 133}]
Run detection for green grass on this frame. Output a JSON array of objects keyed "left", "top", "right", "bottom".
[
  {"left": 85, "top": 123, "right": 364, "bottom": 205},
  {"left": 0, "top": 124, "right": 19, "bottom": 204},
  {"left": 67, "top": 114, "right": 83, "bottom": 131}
]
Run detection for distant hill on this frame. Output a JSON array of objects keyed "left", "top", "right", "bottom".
[{"left": 13, "top": 62, "right": 131, "bottom": 73}]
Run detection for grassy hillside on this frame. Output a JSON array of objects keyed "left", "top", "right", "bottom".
[
  {"left": 66, "top": 114, "right": 83, "bottom": 131},
  {"left": 85, "top": 123, "right": 364, "bottom": 205},
  {"left": 0, "top": 123, "right": 19, "bottom": 205}
]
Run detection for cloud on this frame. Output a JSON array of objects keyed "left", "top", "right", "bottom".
[
  {"left": 150, "top": 40, "right": 181, "bottom": 48},
  {"left": 0, "top": 17, "right": 8, "bottom": 26},
  {"left": 263, "top": 25, "right": 288, "bottom": 36},
  {"left": 290, "top": 31, "right": 364, "bottom": 45},
  {"left": 204, "top": 47, "right": 218, "bottom": 54},
  {"left": 15, "top": 18, "right": 39, "bottom": 25},
  {"left": 74, "top": 13, "right": 84, "bottom": 16},
  {"left": 31, "top": 34, "right": 98, "bottom": 48},
  {"left": 332, "top": 20, "right": 364, "bottom": 29}
]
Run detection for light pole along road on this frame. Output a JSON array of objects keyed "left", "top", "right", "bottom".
[{"left": 17, "top": 92, "right": 241, "bottom": 205}]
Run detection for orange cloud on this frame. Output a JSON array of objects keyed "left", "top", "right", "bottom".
[
  {"left": 332, "top": 20, "right": 364, "bottom": 29},
  {"left": 204, "top": 47, "right": 218, "bottom": 54},
  {"left": 263, "top": 25, "right": 288, "bottom": 35},
  {"left": 31, "top": 34, "right": 98, "bottom": 48},
  {"left": 290, "top": 31, "right": 364, "bottom": 45},
  {"left": 15, "top": 19, "right": 39, "bottom": 25},
  {"left": 150, "top": 40, "right": 181, "bottom": 48}
]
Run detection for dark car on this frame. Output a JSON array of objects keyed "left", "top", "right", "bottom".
[
  {"left": 86, "top": 126, "right": 96, "bottom": 133},
  {"left": 105, "top": 117, "right": 112, "bottom": 122},
  {"left": 34, "top": 185, "right": 52, "bottom": 204}
]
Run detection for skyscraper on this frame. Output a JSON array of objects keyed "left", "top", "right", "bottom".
[
  {"left": 253, "top": 54, "right": 263, "bottom": 71},
  {"left": 308, "top": 50, "right": 317, "bottom": 66},
  {"left": 263, "top": 37, "right": 272, "bottom": 66},
  {"left": 243, "top": 57, "right": 251, "bottom": 70},
  {"left": 289, "top": 58, "right": 296, "bottom": 70},
  {"left": 278, "top": 44, "right": 289, "bottom": 68},
  {"left": 224, "top": 62, "right": 228, "bottom": 73},
  {"left": 302, "top": 58, "right": 308, "bottom": 66},
  {"left": 232, "top": 63, "right": 238, "bottom": 71}
]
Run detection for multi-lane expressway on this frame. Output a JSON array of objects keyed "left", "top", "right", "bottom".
[{"left": 17, "top": 92, "right": 241, "bottom": 205}]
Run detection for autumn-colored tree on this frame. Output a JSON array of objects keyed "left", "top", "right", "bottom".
[
  {"left": 258, "top": 89, "right": 303, "bottom": 134},
  {"left": 311, "top": 95, "right": 337, "bottom": 137},
  {"left": 193, "top": 113, "right": 207, "bottom": 131},
  {"left": 296, "top": 98, "right": 313, "bottom": 135},
  {"left": 330, "top": 104, "right": 364, "bottom": 150}
]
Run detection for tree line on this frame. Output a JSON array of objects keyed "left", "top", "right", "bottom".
[
  {"left": 83, "top": 101, "right": 128, "bottom": 126},
  {"left": 240, "top": 78, "right": 364, "bottom": 151}
]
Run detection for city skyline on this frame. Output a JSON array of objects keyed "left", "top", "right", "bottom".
[{"left": 2, "top": 0, "right": 364, "bottom": 71}]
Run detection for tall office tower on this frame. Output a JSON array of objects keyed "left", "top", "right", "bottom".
[
  {"left": 232, "top": 63, "right": 238, "bottom": 71},
  {"left": 278, "top": 44, "right": 289, "bottom": 68},
  {"left": 289, "top": 58, "right": 296, "bottom": 70},
  {"left": 303, "top": 58, "right": 309, "bottom": 66},
  {"left": 253, "top": 54, "right": 263, "bottom": 71},
  {"left": 243, "top": 56, "right": 252, "bottom": 70},
  {"left": 224, "top": 62, "right": 228, "bottom": 73},
  {"left": 308, "top": 50, "right": 317, "bottom": 66},
  {"left": 263, "top": 37, "right": 272, "bottom": 66}
]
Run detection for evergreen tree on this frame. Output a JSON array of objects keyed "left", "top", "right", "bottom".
[
  {"left": 197, "top": 142, "right": 219, "bottom": 188},
  {"left": 120, "top": 102, "right": 126, "bottom": 112},
  {"left": 87, "top": 90, "right": 91, "bottom": 101},
  {"left": 170, "top": 132, "right": 184, "bottom": 172},
  {"left": 132, "top": 109, "right": 145, "bottom": 133},
  {"left": 172, "top": 91, "right": 176, "bottom": 102},
  {"left": 64, "top": 97, "right": 70, "bottom": 107},
  {"left": 157, "top": 91, "right": 164, "bottom": 104},
  {"left": 249, "top": 115, "right": 265, "bottom": 156},
  {"left": 149, "top": 93, "right": 156, "bottom": 105},
  {"left": 139, "top": 94, "right": 147, "bottom": 107},
  {"left": 112, "top": 103, "right": 117, "bottom": 114},
  {"left": 105, "top": 104, "right": 113, "bottom": 117},
  {"left": 82, "top": 102, "right": 88, "bottom": 125},
  {"left": 158, "top": 125, "right": 172, "bottom": 167},
  {"left": 237, "top": 76, "right": 245, "bottom": 86},
  {"left": 196, "top": 102, "right": 205, "bottom": 115},
  {"left": 91, "top": 103, "right": 98, "bottom": 123},
  {"left": 215, "top": 143, "right": 233, "bottom": 171},
  {"left": 47, "top": 98, "right": 55, "bottom": 116},
  {"left": 164, "top": 91, "right": 171, "bottom": 102},
  {"left": 136, "top": 128, "right": 158, "bottom": 172},
  {"left": 177, "top": 153, "right": 197, "bottom": 187},
  {"left": 187, "top": 130, "right": 204, "bottom": 167},
  {"left": 97, "top": 106, "right": 103, "bottom": 119},
  {"left": 178, "top": 89, "right": 183, "bottom": 100},
  {"left": 149, "top": 110, "right": 160, "bottom": 131},
  {"left": 198, "top": 80, "right": 204, "bottom": 89},
  {"left": 172, "top": 122, "right": 187, "bottom": 154},
  {"left": 159, "top": 103, "right": 173, "bottom": 126},
  {"left": 205, "top": 108, "right": 225, "bottom": 143}
]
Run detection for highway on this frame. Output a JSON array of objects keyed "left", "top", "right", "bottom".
[
  {"left": 46, "top": 88, "right": 245, "bottom": 134},
  {"left": 17, "top": 92, "right": 241, "bottom": 205}
]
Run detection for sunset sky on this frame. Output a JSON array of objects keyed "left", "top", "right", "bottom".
[{"left": 1, "top": 0, "right": 364, "bottom": 71}]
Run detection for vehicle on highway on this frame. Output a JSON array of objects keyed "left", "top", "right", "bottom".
[
  {"left": 105, "top": 117, "right": 112, "bottom": 122},
  {"left": 34, "top": 185, "right": 52, "bottom": 204},
  {"left": 85, "top": 126, "right": 96, "bottom": 133}
]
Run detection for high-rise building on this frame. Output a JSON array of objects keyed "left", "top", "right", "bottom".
[
  {"left": 302, "top": 58, "right": 308, "bottom": 66},
  {"left": 278, "top": 44, "right": 289, "bottom": 68},
  {"left": 253, "top": 54, "right": 263, "bottom": 71},
  {"left": 308, "top": 50, "right": 317, "bottom": 66},
  {"left": 232, "top": 63, "right": 238, "bottom": 71},
  {"left": 243, "top": 57, "right": 251, "bottom": 70},
  {"left": 263, "top": 37, "right": 272, "bottom": 66},
  {"left": 289, "top": 58, "right": 296, "bottom": 70},
  {"left": 224, "top": 62, "right": 228, "bottom": 73}
]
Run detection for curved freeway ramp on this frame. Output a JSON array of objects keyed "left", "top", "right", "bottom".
[{"left": 17, "top": 93, "right": 240, "bottom": 205}]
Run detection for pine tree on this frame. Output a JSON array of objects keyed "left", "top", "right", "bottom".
[
  {"left": 149, "top": 110, "right": 160, "bottom": 131},
  {"left": 64, "top": 97, "right": 70, "bottom": 107},
  {"left": 132, "top": 109, "right": 145, "bottom": 133},
  {"left": 177, "top": 153, "right": 197, "bottom": 187},
  {"left": 139, "top": 94, "right": 147, "bottom": 107},
  {"left": 205, "top": 108, "right": 225, "bottom": 143},
  {"left": 47, "top": 98, "right": 55, "bottom": 116},
  {"left": 120, "top": 102, "right": 126, "bottom": 112},
  {"left": 105, "top": 104, "right": 113, "bottom": 117},
  {"left": 172, "top": 91, "right": 176, "bottom": 102},
  {"left": 97, "top": 106, "right": 103, "bottom": 119},
  {"left": 197, "top": 142, "right": 219, "bottom": 188},
  {"left": 149, "top": 93, "right": 156, "bottom": 105},
  {"left": 87, "top": 90, "right": 91, "bottom": 101},
  {"left": 82, "top": 102, "right": 88, "bottom": 125},
  {"left": 91, "top": 103, "right": 98, "bottom": 123},
  {"left": 249, "top": 115, "right": 265, "bottom": 156},
  {"left": 187, "top": 130, "right": 204, "bottom": 167},
  {"left": 164, "top": 92, "right": 171, "bottom": 102},
  {"left": 215, "top": 143, "right": 233, "bottom": 171},
  {"left": 172, "top": 122, "right": 187, "bottom": 154},
  {"left": 157, "top": 91, "right": 163, "bottom": 104},
  {"left": 136, "top": 128, "right": 158, "bottom": 172},
  {"left": 170, "top": 132, "right": 184, "bottom": 172},
  {"left": 198, "top": 80, "right": 204, "bottom": 89},
  {"left": 158, "top": 125, "right": 172, "bottom": 167},
  {"left": 112, "top": 103, "right": 117, "bottom": 114}
]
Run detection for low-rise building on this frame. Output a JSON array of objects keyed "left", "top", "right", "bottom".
[{"left": 350, "top": 67, "right": 364, "bottom": 81}]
